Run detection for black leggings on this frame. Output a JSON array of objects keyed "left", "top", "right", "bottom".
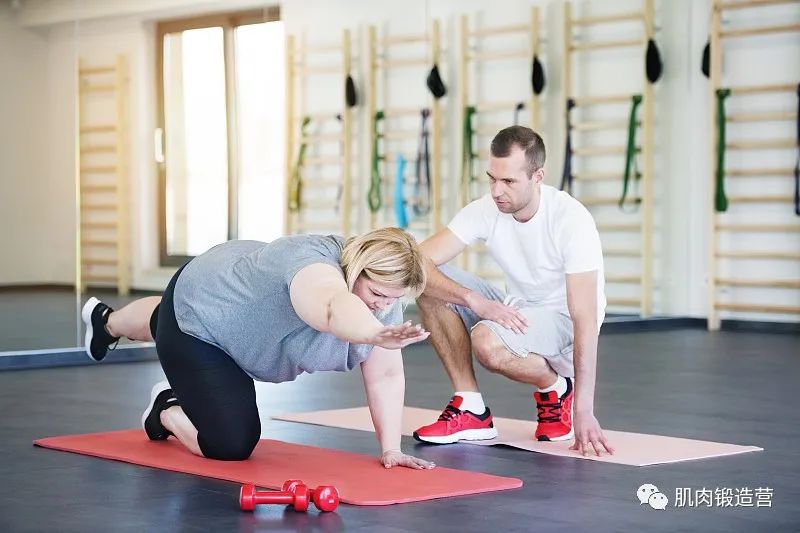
[{"left": 149, "top": 265, "right": 260, "bottom": 461}]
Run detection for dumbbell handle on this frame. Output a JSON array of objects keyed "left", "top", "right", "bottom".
[{"left": 251, "top": 491, "right": 296, "bottom": 505}]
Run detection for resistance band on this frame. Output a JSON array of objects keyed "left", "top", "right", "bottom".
[
  {"left": 288, "top": 116, "right": 311, "bottom": 212},
  {"left": 368, "top": 110, "right": 385, "bottom": 213},
  {"left": 714, "top": 89, "right": 731, "bottom": 212},
  {"left": 620, "top": 94, "right": 643, "bottom": 210},
  {"left": 560, "top": 99, "right": 576, "bottom": 193},
  {"left": 394, "top": 154, "right": 408, "bottom": 229},
  {"left": 414, "top": 108, "right": 431, "bottom": 216},
  {"left": 462, "top": 105, "right": 477, "bottom": 187}
]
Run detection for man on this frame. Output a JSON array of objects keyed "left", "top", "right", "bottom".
[{"left": 413, "top": 126, "right": 613, "bottom": 457}]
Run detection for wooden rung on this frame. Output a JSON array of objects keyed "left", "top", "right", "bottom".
[
  {"left": 82, "top": 258, "right": 118, "bottom": 266},
  {"left": 719, "top": 0, "right": 800, "bottom": 10},
  {"left": 471, "top": 23, "right": 529, "bottom": 37},
  {"left": 573, "top": 120, "right": 634, "bottom": 131},
  {"left": 716, "top": 278, "right": 800, "bottom": 289},
  {"left": 715, "top": 303, "right": 800, "bottom": 314},
  {"left": 81, "top": 83, "right": 115, "bottom": 93},
  {"left": 302, "top": 133, "right": 343, "bottom": 143},
  {"left": 299, "top": 65, "right": 341, "bottom": 75},
  {"left": 382, "top": 107, "right": 424, "bottom": 118},
  {"left": 82, "top": 275, "right": 118, "bottom": 283},
  {"left": 573, "top": 146, "right": 635, "bottom": 157},
  {"left": 80, "top": 166, "right": 117, "bottom": 174},
  {"left": 727, "top": 111, "right": 797, "bottom": 123},
  {"left": 474, "top": 269, "right": 504, "bottom": 279},
  {"left": 79, "top": 66, "right": 116, "bottom": 75},
  {"left": 292, "top": 220, "right": 340, "bottom": 231},
  {"left": 572, "top": 94, "right": 633, "bottom": 106},
  {"left": 382, "top": 34, "right": 429, "bottom": 45},
  {"left": 81, "top": 203, "right": 117, "bottom": 210},
  {"left": 81, "top": 222, "right": 117, "bottom": 230},
  {"left": 598, "top": 223, "right": 640, "bottom": 231},
  {"left": 406, "top": 219, "right": 431, "bottom": 231},
  {"left": 299, "top": 199, "right": 339, "bottom": 210},
  {"left": 380, "top": 130, "right": 419, "bottom": 141},
  {"left": 378, "top": 58, "right": 429, "bottom": 68},
  {"left": 304, "top": 156, "right": 342, "bottom": 166},
  {"left": 302, "top": 178, "right": 342, "bottom": 187},
  {"left": 570, "top": 39, "right": 642, "bottom": 52},
  {"left": 727, "top": 194, "right": 794, "bottom": 203},
  {"left": 297, "top": 112, "right": 340, "bottom": 122},
  {"left": 730, "top": 83, "right": 797, "bottom": 95},
  {"left": 716, "top": 224, "right": 800, "bottom": 232},
  {"left": 474, "top": 124, "right": 509, "bottom": 136},
  {"left": 81, "top": 239, "right": 117, "bottom": 247},
  {"left": 468, "top": 50, "right": 530, "bottom": 62},
  {"left": 726, "top": 139, "right": 796, "bottom": 150},
  {"left": 81, "top": 185, "right": 117, "bottom": 193},
  {"left": 721, "top": 23, "right": 800, "bottom": 38},
  {"left": 606, "top": 275, "right": 641, "bottom": 284},
  {"left": 381, "top": 154, "right": 418, "bottom": 165},
  {"left": 572, "top": 11, "right": 644, "bottom": 26},
  {"left": 299, "top": 43, "right": 342, "bottom": 54},
  {"left": 725, "top": 167, "right": 794, "bottom": 177},
  {"left": 607, "top": 297, "right": 641, "bottom": 307},
  {"left": 80, "top": 145, "right": 116, "bottom": 154},
  {"left": 604, "top": 249, "right": 641, "bottom": 257},
  {"left": 716, "top": 251, "right": 800, "bottom": 260},
  {"left": 80, "top": 125, "right": 116, "bottom": 134},
  {"left": 572, "top": 171, "right": 622, "bottom": 181},
  {"left": 474, "top": 100, "right": 522, "bottom": 114},
  {"left": 581, "top": 196, "right": 641, "bottom": 206}
]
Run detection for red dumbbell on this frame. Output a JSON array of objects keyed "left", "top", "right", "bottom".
[
  {"left": 282, "top": 479, "right": 340, "bottom": 512},
  {"left": 239, "top": 480, "right": 340, "bottom": 512}
]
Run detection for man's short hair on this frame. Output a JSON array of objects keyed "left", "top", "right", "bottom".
[{"left": 490, "top": 126, "right": 546, "bottom": 177}]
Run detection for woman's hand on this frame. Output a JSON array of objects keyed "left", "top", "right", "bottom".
[
  {"left": 380, "top": 449, "right": 436, "bottom": 470},
  {"left": 366, "top": 321, "right": 430, "bottom": 349}
]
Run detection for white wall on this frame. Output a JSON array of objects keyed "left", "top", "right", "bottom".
[{"left": 0, "top": 2, "right": 74, "bottom": 284}]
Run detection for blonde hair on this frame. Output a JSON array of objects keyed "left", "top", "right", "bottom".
[{"left": 340, "top": 227, "right": 427, "bottom": 297}]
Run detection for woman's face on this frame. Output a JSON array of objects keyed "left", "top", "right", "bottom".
[{"left": 352, "top": 275, "right": 407, "bottom": 312}]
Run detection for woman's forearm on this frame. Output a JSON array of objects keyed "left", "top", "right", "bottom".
[
  {"left": 364, "top": 373, "right": 405, "bottom": 453},
  {"left": 327, "top": 291, "right": 383, "bottom": 344}
]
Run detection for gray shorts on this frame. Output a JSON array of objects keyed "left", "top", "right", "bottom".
[{"left": 439, "top": 264, "right": 575, "bottom": 378}]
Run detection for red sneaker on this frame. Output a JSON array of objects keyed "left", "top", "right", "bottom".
[
  {"left": 413, "top": 395, "right": 498, "bottom": 444},
  {"left": 534, "top": 377, "right": 575, "bottom": 442}
]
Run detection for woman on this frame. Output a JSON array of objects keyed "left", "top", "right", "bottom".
[{"left": 81, "top": 228, "right": 435, "bottom": 470}]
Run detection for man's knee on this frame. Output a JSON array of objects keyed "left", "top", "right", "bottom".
[
  {"left": 416, "top": 292, "right": 447, "bottom": 314},
  {"left": 471, "top": 324, "right": 510, "bottom": 373}
]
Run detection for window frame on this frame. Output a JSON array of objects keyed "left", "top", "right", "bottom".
[{"left": 155, "top": 7, "right": 280, "bottom": 266}]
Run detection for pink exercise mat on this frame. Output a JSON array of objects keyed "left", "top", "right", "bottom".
[{"left": 272, "top": 407, "right": 763, "bottom": 466}]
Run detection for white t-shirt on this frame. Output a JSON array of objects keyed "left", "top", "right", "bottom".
[{"left": 448, "top": 184, "right": 606, "bottom": 329}]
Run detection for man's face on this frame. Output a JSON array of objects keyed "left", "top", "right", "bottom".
[{"left": 486, "top": 146, "right": 538, "bottom": 214}]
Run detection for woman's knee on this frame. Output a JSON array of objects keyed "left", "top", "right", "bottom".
[{"left": 199, "top": 422, "right": 261, "bottom": 461}]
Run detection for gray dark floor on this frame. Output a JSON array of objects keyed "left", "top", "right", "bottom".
[{"left": 1, "top": 330, "right": 799, "bottom": 532}]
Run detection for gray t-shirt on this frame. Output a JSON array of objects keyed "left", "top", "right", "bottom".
[{"left": 172, "top": 235, "right": 403, "bottom": 383}]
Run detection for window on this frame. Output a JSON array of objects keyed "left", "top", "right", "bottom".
[{"left": 156, "top": 8, "right": 285, "bottom": 265}]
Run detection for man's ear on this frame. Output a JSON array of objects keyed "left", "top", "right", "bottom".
[{"left": 531, "top": 167, "right": 545, "bottom": 184}]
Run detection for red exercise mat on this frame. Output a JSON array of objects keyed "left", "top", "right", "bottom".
[{"left": 34, "top": 429, "right": 522, "bottom": 505}]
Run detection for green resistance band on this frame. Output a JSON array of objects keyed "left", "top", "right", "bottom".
[
  {"left": 368, "top": 110, "right": 385, "bottom": 213},
  {"left": 620, "top": 94, "right": 643, "bottom": 210},
  {"left": 462, "top": 105, "right": 477, "bottom": 186},
  {"left": 288, "top": 116, "right": 311, "bottom": 212},
  {"left": 715, "top": 89, "right": 731, "bottom": 212}
]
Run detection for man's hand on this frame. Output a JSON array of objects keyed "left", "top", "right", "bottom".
[
  {"left": 380, "top": 450, "right": 436, "bottom": 470},
  {"left": 466, "top": 293, "right": 528, "bottom": 334},
  {"left": 365, "top": 322, "right": 430, "bottom": 350},
  {"left": 570, "top": 410, "right": 614, "bottom": 457}
]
